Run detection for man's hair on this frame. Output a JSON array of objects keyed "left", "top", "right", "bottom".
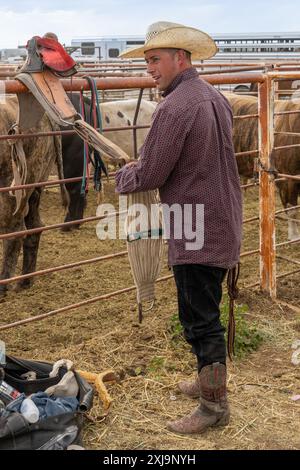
[
  {"left": 164, "top": 48, "right": 192, "bottom": 62},
  {"left": 184, "top": 50, "right": 192, "bottom": 62}
]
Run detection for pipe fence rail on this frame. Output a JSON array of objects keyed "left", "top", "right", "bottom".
[
  {"left": 0, "top": 275, "right": 174, "bottom": 331},
  {"left": 1, "top": 69, "right": 300, "bottom": 330}
]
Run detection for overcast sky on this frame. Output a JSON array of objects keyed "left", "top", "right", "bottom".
[{"left": 0, "top": 0, "right": 299, "bottom": 48}]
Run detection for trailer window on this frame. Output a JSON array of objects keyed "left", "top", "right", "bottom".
[
  {"left": 108, "top": 48, "right": 120, "bottom": 58},
  {"left": 126, "top": 41, "right": 144, "bottom": 45},
  {"left": 81, "top": 42, "right": 95, "bottom": 55}
]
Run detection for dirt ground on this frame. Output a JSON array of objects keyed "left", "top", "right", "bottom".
[{"left": 0, "top": 182, "right": 299, "bottom": 450}]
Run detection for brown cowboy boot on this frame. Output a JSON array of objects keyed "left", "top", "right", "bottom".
[
  {"left": 167, "top": 362, "right": 229, "bottom": 434},
  {"left": 177, "top": 375, "right": 201, "bottom": 398}
]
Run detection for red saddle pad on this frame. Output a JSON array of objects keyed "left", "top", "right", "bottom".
[{"left": 34, "top": 36, "right": 76, "bottom": 73}]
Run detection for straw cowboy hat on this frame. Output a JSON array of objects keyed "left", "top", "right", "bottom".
[{"left": 119, "top": 21, "right": 217, "bottom": 60}]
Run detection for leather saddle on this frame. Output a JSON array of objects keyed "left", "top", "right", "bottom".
[
  {"left": 20, "top": 36, "right": 77, "bottom": 77},
  {"left": 11, "top": 34, "right": 129, "bottom": 203}
]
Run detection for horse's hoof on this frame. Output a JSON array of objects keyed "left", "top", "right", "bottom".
[
  {"left": 60, "top": 224, "right": 73, "bottom": 232},
  {"left": 0, "top": 286, "right": 7, "bottom": 298},
  {"left": 16, "top": 279, "right": 33, "bottom": 291},
  {"left": 60, "top": 223, "right": 80, "bottom": 232}
]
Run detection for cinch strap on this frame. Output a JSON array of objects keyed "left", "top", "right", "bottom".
[{"left": 127, "top": 228, "right": 163, "bottom": 242}]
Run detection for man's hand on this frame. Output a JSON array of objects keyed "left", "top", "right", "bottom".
[{"left": 125, "top": 160, "right": 139, "bottom": 168}]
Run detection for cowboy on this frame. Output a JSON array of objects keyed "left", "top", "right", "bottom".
[{"left": 115, "top": 21, "right": 243, "bottom": 434}]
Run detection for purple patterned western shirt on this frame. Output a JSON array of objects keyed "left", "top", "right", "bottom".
[{"left": 115, "top": 68, "right": 242, "bottom": 268}]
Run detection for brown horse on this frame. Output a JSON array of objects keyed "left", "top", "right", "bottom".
[
  {"left": 224, "top": 92, "right": 300, "bottom": 240},
  {"left": 0, "top": 95, "right": 67, "bottom": 296}
]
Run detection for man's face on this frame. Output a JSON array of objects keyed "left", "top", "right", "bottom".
[{"left": 144, "top": 49, "right": 180, "bottom": 91}]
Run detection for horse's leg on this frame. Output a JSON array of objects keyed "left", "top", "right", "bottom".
[
  {"left": 0, "top": 232, "right": 23, "bottom": 297},
  {"left": 278, "top": 180, "right": 299, "bottom": 241},
  {"left": 17, "top": 188, "right": 43, "bottom": 290},
  {"left": 62, "top": 182, "right": 86, "bottom": 231},
  {"left": 286, "top": 182, "right": 300, "bottom": 241}
]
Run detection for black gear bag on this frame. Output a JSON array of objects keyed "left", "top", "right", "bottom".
[{"left": 0, "top": 355, "right": 94, "bottom": 450}]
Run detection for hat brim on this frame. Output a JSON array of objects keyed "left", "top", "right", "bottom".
[{"left": 119, "top": 26, "right": 217, "bottom": 60}]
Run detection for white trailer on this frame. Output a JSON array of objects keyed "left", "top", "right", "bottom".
[
  {"left": 70, "top": 31, "right": 300, "bottom": 63},
  {"left": 70, "top": 36, "right": 144, "bottom": 62}
]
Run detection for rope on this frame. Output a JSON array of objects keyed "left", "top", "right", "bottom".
[
  {"left": 79, "top": 90, "right": 89, "bottom": 196},
  {"left": 226, "top": 263, "right": 240, "bottom": 360},
  {"left": 84, "top": 76, "right": 108, "bottom": 196},
  {"left": 253, "top": 153, "right": 278, "bottom": 181},
  {"left": 7, "top": 124, "right": 28, "bottom": 216}
]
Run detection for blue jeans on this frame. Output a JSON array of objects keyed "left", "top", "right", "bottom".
[{"left": 173, "top": 264, "right": 227, "bottom": 371}]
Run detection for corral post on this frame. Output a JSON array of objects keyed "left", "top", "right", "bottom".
[{"left": 258, "top": 76, "right": 276, "bottom": 298}]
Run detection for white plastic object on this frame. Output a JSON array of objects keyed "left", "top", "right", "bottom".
[
  {"left": 20, "top": 397, "right": 40, "bottom": 423},
  {"left": 0, "top": 340, "right": 5, "bottom": 366}
]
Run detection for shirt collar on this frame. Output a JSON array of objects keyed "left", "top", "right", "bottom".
[{"left": 162, "top": 67, "right": 198, "bottom": 97}]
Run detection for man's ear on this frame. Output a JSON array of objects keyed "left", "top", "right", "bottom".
[{"left": 176, "top": 49, "right": 186, "bottom": 64}]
